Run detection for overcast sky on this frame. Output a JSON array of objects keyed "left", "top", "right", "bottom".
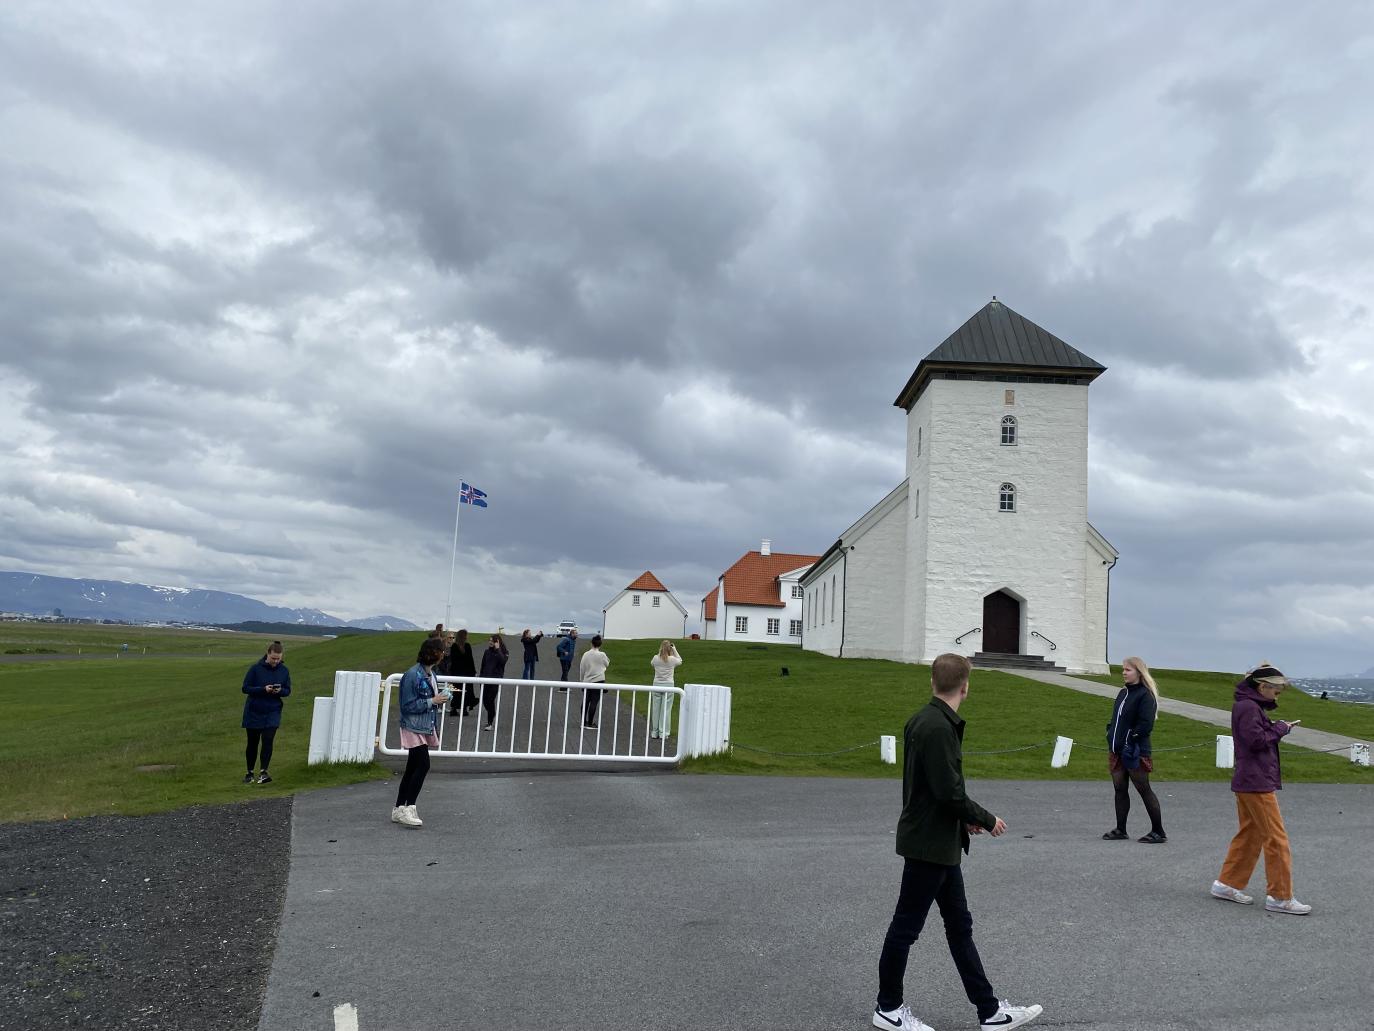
[{"left": 2, "top": 2, "right": 1371, "bottom": 675}]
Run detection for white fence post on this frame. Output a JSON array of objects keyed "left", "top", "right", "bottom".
[
  {"left": 307, "top": 697, "right": 334, "bottom": 765},
  {"left": 680, "top": 683, "right": 731, "bottom": 758},
  {"left": 879, "top": 735, "right": 897, "bottom": 764},
  {"left": 1351, "top": 743, "right": 1371, "bottom": 767},
  {"left": 1051, "top": 736, "right": 1074, "bottom": 768},
  {"left": 1216, "top": 735, "right": 1234, "bottom": 769}
]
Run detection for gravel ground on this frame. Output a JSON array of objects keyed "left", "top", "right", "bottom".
[{"left": 0, "top": 798, "right": 292, "bottom": 1031}]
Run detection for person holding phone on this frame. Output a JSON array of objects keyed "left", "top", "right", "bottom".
[
  {"left": 478, "top": 633, "right": 509, "bottom": 731},
  {"left": 1211, "top": 662, "right": 1311, "bottom": 914},
  {"left": 241, "top": 641, "right": 290, "bottom": 784},
  {"left": 649, "top": 640, "right": 682, "bottom": 739},
  {"left": 392, "top": 637, "right": 450, "bottom": 828}
]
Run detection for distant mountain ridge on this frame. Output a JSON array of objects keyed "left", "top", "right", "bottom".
[{"left": 0, "top": 571, "right": 418, "bottom": 631}]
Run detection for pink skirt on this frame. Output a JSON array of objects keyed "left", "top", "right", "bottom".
[{"left": 400, "top": 729, "right": 439, "bottom": 749}]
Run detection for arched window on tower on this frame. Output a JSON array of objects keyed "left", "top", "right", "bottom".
[
  {"left": 1001, "top": 415, "right": 1018, "bottom": 446},
  {"left": 999, "top": 483, "right": 1017, "bottom": 512}
]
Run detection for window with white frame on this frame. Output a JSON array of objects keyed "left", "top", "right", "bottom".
[
  {"left": 632, "top": 594, "right": 641, "bottom": 606},
  {"left": 999, "top": 482, "right": 1017, "bottom": 512},
  {"left": 734, "top": 615, "right": 748, "bottom": 633},
  {"left": 789, "top": 619, "right": 802, "bottom": 636},
  {"left": 791, "top": 584, "right": 803, "bottom": 599},
  {"left": 652, "top": 596, "right": 660, "bottom": 607},
  {"left": 767, "top": 618, "right": 780, "bottom": 635},
  {"left": 1001, "top": 415, "right": 1018, "bottom": 446}
]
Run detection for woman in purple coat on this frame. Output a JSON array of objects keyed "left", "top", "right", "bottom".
[{"left": 1211, "top": 663, "right": 1311, "bottom": 915}]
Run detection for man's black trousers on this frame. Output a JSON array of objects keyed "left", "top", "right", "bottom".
[{"left": 876, "top": 858, "right": 998, "bottom": 1021}]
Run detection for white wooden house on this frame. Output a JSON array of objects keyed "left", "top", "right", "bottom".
[
  {"left": 601, "top": 571, "right": 688, "bottom": 640},
  {"left": 700, "top": 540, "right": 819, "bottom": 644}
]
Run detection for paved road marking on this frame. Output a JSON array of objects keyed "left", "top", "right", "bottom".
[{"left": 333, "top": 1002, "right": 358, "bottom": 1031}]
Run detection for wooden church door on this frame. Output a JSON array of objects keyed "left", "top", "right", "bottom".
[{"left": 982, "top": 591, "right": 1020, "bottom": 653}]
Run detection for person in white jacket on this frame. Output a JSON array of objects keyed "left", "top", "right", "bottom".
[
  {"left": 579, "top": 635, "right": 611, "bottom": 728},
  {"left": 649, "top": 641, "right": 682, "bottom": 739}
]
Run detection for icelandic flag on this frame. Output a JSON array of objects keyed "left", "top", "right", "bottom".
[{"left": 459, "top": 482, "right": 488, "bottom": 508}]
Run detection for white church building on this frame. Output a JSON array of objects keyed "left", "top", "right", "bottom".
[
  {"left": 800, "top": 299, "right": 1118, "bottom": 675},
  {"left": 601, "top": 571, "right": 689, "bottom": 640}
]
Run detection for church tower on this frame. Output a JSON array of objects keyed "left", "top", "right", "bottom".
[{"left": 892, "top": 299, "right": 1116, "bottom": 673}]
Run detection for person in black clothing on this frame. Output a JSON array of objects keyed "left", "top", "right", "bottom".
[
  {"left": 478, "top": 633, "right": 509, "bottom": 731},
  {"left": 241, "top": 641, "right": 290, "bottom": 785},
  {"left": 446, "top": 628, "right": 478, "bottom": 716},
  {"left": 1102, "top": 655, "right": 1166, "bottom": 844},
  {"left": 520, "top": 628, "right": 544, "bottom": 681},
  {"left": 873, "top": 653, "right": 1042, "bottom": 1031}
]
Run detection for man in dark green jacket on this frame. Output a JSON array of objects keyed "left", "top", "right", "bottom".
[{"left": 873, "top": 654, "right": 1042, "bottom": 1031}]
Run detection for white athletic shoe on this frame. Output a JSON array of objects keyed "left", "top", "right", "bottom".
[
  {"left": 406, "top": 804, "right": 424, "bottom": 826},
  {"left": 980, "top": 1001, "right": 1042, "bottom": 1029},
  {"left": 396, "top": 806, "right": 422, "bottom": 828},
  {"left": 1265, "top": 896, "right": 1311, "bottom": 915},
  {"left": 872, "top": 1003, "right": 934, "bottom": 1031},
  {"left": 390, "top": 806, "right": 404, "bottom": 824},
  {"left": 1211, "top": 880, "right": 1254, "bottom": 905}
]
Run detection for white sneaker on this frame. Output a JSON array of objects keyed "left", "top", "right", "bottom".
[
  {"left": 1265, "top": 896, "right": 1311, "bottom": 915},
  {"left": 395, "top": 806, "right": 422, "bottom": 828},
  {"left": 1211, "top": 880, "right": 1254, "bottom": 905},
  {"left": 981, "top": 1001, "right": 1042, "bottom": 1029},
  {"left": 406, "top": 804, "right": 424, "bottom": 826},
  {"left": 390, "top": 806, "right": 404, "bottom": 824},
  {"left": 872, "top": 1003, "right": 934, "bottom": 1031}
]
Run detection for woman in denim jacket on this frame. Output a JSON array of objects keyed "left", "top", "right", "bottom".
[{"left": 392, "top": 637, "right": 451, "bottom": 829}]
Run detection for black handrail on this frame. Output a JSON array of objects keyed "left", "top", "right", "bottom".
[
  {"left": 1031, "top": 630, "right": 1057, "bottom": 651},
  {"left": 955, "top": 627, "right": 981, "bottom": 646}
]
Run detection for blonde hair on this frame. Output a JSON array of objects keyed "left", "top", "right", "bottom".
[
  {"left": 1123, "top": 656, "right": 1160, "bottom": 704},
  {"left": 658, "top": 640, "right": 675, "bottom": 661}
]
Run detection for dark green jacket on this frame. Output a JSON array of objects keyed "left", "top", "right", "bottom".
[{"left": 895, "top": 697, "right": 996, "bottom": 865}]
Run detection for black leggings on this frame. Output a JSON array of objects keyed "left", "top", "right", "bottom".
[
  {"left": 396, "top": 745, "right": 431, "bottom": 807},
  {"left": 1112, "top": 765, "right": 1164, "bottom": 835},
  {"left": 245, "top": 727, "right": 277, "bottom": 772}
]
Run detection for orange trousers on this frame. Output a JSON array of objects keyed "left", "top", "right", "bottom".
[{"left": 1218, "top": 791, "right": 1293, "bottom": 900}]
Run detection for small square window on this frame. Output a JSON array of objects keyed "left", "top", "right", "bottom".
[
  {"left": 767, "top": 618, "right": 780, "bottom": 635},
  {"left": 734, "top": 615, "right": 748, "bottom": 633},
  {"left": 632, "top": 594, "right": 641, "bottom": 606},
  {"left": 652, "top": 596, "right": 660, "bottom": 607},
  {"left": 789, "top": 619, "right": 802, "bottom": 636},
  {"left": 791, "top": 584, "right": 803, "bottom": 599}
]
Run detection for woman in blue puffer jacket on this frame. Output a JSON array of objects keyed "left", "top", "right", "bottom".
[{"left": 1102, "top": 656, "right": 1166, "bottom": 843}]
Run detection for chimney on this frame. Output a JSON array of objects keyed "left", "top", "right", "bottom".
[{"left": 760, "top": 538, "right": 771, "bottom": 556}]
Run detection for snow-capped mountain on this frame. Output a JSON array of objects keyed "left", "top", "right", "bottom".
[{"left": 0, "top": 571, "right": 416, "bottom": 630}]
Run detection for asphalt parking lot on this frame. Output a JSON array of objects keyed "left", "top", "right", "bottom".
[{"left": 257, "top": 775, "right": 1374, "bottom": 1031}]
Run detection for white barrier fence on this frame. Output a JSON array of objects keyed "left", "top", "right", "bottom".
[{"left": 308, "top": 671, "right": 731, "bottom": 766}]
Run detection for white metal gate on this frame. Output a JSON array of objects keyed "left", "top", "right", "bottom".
[{"left": 378, "top": 674, "right": 686, "bottom": 764}]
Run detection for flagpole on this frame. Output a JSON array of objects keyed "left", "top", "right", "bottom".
[{"left": 445, "top": 483, "right": 463, "bottom": 629}]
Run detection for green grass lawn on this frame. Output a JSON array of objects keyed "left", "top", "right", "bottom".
[
  {"left": 598, "top": 640, "right": 1371, "bottom": 785},
  {"left": 1079, "top": 666, "right": 1374, "bottom": 743},
  {"left": 3, "top": 631, "right": 1369, "bottom": 824},
  {"left": 0, "top": 619, "right": 325, "bottom": 657},
  {"left": 0, "top": 630, "right": 428, "bottom": 823}
]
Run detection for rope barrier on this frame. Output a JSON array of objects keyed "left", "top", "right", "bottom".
[
  {"left": 964, "top": 741, "right": 1052, "bottom": 755},
  {"left": 729, "top": 739, "right": 880, "bottom": 758}
]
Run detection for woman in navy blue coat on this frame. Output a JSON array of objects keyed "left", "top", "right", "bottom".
[{"left": 241, "top": 641, "right": 291, "bottom": 784}]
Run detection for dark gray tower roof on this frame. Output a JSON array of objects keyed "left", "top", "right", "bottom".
[{"left": 893, "top": 298, "right": 1106, "bottom": 410}]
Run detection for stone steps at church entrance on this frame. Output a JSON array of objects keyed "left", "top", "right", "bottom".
[{"left": 971, "top": 651, "right": 1068, "bottom": 674}]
